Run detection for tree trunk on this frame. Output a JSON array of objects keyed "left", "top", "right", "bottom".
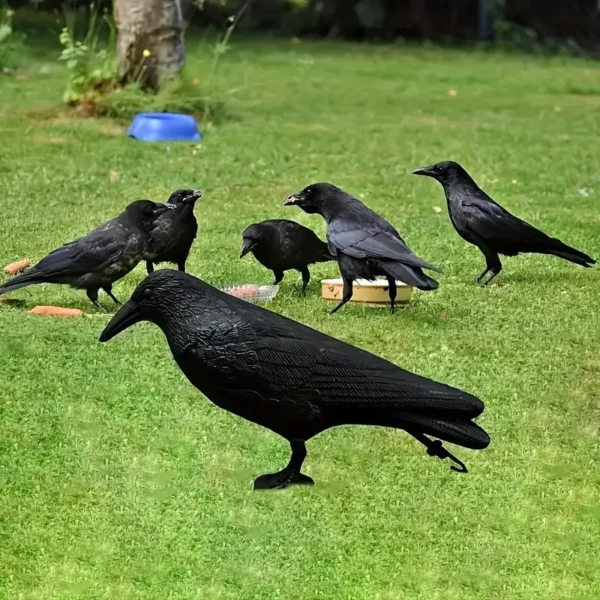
[{"left": 114, "top": 0, "right": 185, "bottom": 90}]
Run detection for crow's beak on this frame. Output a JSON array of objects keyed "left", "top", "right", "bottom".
[
  {"left": 184, "top": 189, "right": 203, "bottom": 204},
  {"left": 283, "top": 193, "right": 301, "bottom": 206},
  {"left": 239, "top": 239, "right": 256, "bottom": 259},
  {"left": 412, "top": 166, "right": 436, "bottom": 177},
  {"left": 99, "top": 300, "right": 142, "bottom": 342},
  {"left": 153, "top": 202, "right": 177, "bottom": 216}
]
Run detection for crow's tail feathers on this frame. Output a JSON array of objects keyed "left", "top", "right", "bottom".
[
  {"left": 0, "top": 268, "right": 42, "bottom": 295},
  {"left": 400, "top": 412, "right": 490, "bottom": 450},
  {"left": 544, "top": 238, "right": 596, "bottom": 268},
  {"left": 378, "top": 260, "right": 439, "bottom": 291}
]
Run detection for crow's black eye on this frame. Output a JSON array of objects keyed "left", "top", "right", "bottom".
[
  {"left": 142, "top": 287, "right": 153, "bottom": 300},
  {"left": 305, "top": 188, "right": 312, "bottom": 196}
]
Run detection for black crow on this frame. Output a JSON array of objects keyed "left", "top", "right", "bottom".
[
  {"left": 100, "top": 270, "right": 490, "bottom": 490},
  {"left": 0, "top": 200, "right": 174, "bottom": 309},
  {"left": 284, "top": 183, "right": 439, "bottom": 314},
  {"left": 145, "top": 188, "right": 203, "bottom": 274},
  {"left": 240, "top": 219, "right": 335, "bottom": 294},
  {"left": 413, "top": 161, "right": 596, "bottom": 284}
]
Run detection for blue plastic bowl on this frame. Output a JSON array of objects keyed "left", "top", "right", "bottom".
[{"left": 127, "top": 112, "right": 202, "bottom": 142}]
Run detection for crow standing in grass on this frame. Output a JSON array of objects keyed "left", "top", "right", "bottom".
[
  {"left": 144, "top": 188, "right": 203, "bottom": 274},
  {"left": 240, "top": 219, "right": 335, "bottom": 294},
  {"left": 0, "top": 200, "right": 174, "bottom": 309},
  {"left": 413, "top": 161, "right": 596, "bottom": 284},
  {"left": 100, "top": 270, "right": 490, "bottom": 490},
  {"left": 284, "top": 183, "right": 439, "bottom": 314}
]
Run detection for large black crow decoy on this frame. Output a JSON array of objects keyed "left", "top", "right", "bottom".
[{"left": 100, "top": 270, "right": 490, "bottom": 491}]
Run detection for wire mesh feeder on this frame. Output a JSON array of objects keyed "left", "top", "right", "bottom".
[{"left": 220, "top": 284, "right": 279, "bottom": 303}]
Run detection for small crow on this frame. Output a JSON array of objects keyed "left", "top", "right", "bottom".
[
  {"left": 240, "top": 219, "right": 335, "bottom": 294},
  {"left": 144, "top": 188, "right": 203, "bottom": 274},
  {"left": 413, "top": 161, "right": 596, "bottom": 284},
  {"left": 0, "top": 200, "right": 174, "bottom": 309},
  {"left": 284, "top": 183, "right": 439, "bottom": 314},
  {"left": 100, "top": 270, "right": 490, "bottom": 490}
]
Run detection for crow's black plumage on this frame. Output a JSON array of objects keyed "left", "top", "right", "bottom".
[
  {"left": 413, "top": 161, "right": 596, "bottom": 284},
  {"left": 284, "top": 183, "right": 439, "bottom": 314},
  {"left": 100, "top": 270, "right": 490, "bottom": 490},
  {"left": 0, "top": 200, "right": 174, "bottom": 309},
  {"left": 240, "top": 219, "right": 335, "bottom": 294},
  {"left": 144, "top": 189, "right": 202, "bottom": 274}
]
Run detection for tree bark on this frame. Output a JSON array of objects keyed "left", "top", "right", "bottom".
[{"left": 114, "top": 0, "right": 185, "bottom": 90}]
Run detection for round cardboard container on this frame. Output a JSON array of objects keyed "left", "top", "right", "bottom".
[{"left": 321, "top": 278, "right": 412, "bottom": 305}]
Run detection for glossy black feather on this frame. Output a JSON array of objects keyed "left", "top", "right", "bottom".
[{"left": 329, "top": 228, "right": 439, "bottom": 271}]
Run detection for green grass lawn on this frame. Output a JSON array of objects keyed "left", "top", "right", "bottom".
[{"left": 1, "top": 35, "right": 599, "bottom": 599}]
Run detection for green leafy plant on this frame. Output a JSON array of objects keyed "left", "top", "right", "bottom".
[
  {"left": 57, "top": 1, "right": 238, "bottom": 120},
  {"left": 103, "top": 0, "right": 245, "bottom": 123},
  {"left": 208, "top": 0, "right": 251, "bottom": 74},
  {"left": 104, "top": 77, "right": 227, "bottom": 123},
  {"left": 58, "top": 6, "right": 116, "bottom": 107}
]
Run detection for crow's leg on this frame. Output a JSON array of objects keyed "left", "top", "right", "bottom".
[
  {"left": 103, "top": 285, "right": 121, "bottom": 306},
  {"left": 386, "top": 275, "right": 397, "bottom": 314},
  {"left": 477, "top": 247, "right": 502, "bottom": 286},
  {"left": 300, "top": 266, "right": 311, "bottom": 295},
  {"left": 272, "top": 270, "right": 284, "bottom": 286},
  {"left": 86, "top": 288, "right": 107, "bottom": 312},
  {"left": 177, "top": 260, "right": 186, "bottom": 273},
  {"left": 254, "top": 439, "right": 314, "bottom": 490},
  {"left": 146, "top": 261, "right": 154, "bottom": 275},
  {"left": 330, "top": 275, "right": 353, "bottom": 315}
]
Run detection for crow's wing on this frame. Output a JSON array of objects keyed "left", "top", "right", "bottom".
[
  {"left": 148, "top": 209, "right": 196, "bottom": 255},
  {"left": 462, "top": 198, "right": 550, "bottom": 246},
  {"left": 329, "top": 228, "right": 439, "bottom": 271},
  {"left": 147, "top": 215, "right": 174, "bottom": 249},
  {"left": 35, "top": 227, "right": 128, "bottom": 277},
  {"left": 179, "top": 313, "right": 481, "bottom": 418},
  {"left": 279, "top": 222, "right": 330, "bottom": 263}
]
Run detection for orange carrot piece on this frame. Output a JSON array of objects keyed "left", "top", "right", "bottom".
[
  {"left": 28, "top": 306, "right": 84, "bottom": 318},
  {"left": 4, "top": 259, "right": 31, "bottom": 275}
]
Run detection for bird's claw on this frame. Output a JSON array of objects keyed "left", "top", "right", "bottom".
[{"left": 253, "top": 469, "right": 314, "bottom": 491}]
